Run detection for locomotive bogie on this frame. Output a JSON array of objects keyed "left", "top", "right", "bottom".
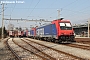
[{"left": 59, "top": 35, "right": 74, "bottom": 42}]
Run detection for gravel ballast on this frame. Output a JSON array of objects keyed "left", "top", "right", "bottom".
[
  {"left": 27, "top": 38, "right": 90, "bottom": 60},
  {"left": 0, "top": 38, "right": 16, "bottom": 60}
]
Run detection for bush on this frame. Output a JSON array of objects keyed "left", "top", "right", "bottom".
[{"left": 0, "top": 27, "right": 7, "bottom": 38}]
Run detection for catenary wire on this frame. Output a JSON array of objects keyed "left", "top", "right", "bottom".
[{"left": 27, "top": 0, "right": 41, "bottom": 19}]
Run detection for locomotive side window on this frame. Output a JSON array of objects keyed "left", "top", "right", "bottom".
[{"left": 60, "top": 23, "right": 72, "bottom": 30}]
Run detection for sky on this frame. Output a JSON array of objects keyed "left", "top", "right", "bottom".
[{"left": 0, "top": 0, "right": 90, "bottom": 29}]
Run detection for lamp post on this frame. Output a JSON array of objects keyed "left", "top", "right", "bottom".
[
  {"left": 1, "top": 3, "right": 4, "bottom": 40},
  {"left": 57, "top": 10, "right": 60, "bottom": 19},
  {"left": 88, "top": 20, "right": 89, "bottom": 38}
]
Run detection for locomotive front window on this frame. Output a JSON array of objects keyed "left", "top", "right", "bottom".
[{"left": 60, "top": 23, "right": 72, "bottom": 30}]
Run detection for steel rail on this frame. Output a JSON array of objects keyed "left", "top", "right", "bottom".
[
  {"left": 25, "top": 38, "right": 84, "bottom": 60},
  {"left": 21, "top": 39, "right": 56, "bottom": 60},
  {"left": 6, "top": 38, "right": 21, "bottom": 60},
  {"left": 63, "top": 43, "right": 90, "bottom": 50},
  {"left": 12, "top": 39, "right": 48, "bottom": 60}
]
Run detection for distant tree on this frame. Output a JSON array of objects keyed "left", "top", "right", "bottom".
[
  {"left": 4, "top": 27, "right": 8, "bottom": 37},
  {"left": 0, "top": 27, "right": 7, "bottom": 38}
]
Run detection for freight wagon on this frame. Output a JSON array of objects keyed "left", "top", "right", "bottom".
[
  {"left": 29, "top": 28, "right": 36, "bottom": 38},
  {"left": 9, "top": 31, "right": 14, "bottom": 37},
  {"left": 36, "top": 24, "right": 57, "bottom": 42}
]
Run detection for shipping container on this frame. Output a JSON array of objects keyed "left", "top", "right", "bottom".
[{"left": 36, "top": 24, "right": 57, "bottom": 38}]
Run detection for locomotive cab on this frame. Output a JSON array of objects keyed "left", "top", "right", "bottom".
[{"left": 52, "top": 19, "right": 75, "bottom": 42}]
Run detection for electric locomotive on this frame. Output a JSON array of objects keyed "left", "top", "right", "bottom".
[
  {"left": 51, "top": 18, "right": 75, "bottom": 42},
  {"left": 29, "top": 18, "right": 75, "bottom": 43}
]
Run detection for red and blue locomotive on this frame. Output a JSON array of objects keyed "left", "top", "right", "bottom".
[{"left": 28, "top": 18, "right": 75, "bottom": 43}]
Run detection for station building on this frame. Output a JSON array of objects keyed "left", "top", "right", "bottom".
[{"left": 73, "top": 23, "right": 90, "bottom": 37}]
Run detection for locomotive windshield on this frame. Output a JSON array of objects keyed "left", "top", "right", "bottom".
[{"left": 59, "top": 22, "right": 72, "bottom": 30}]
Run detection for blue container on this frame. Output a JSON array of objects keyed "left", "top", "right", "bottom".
[
  {"left": 36, "top": 24, "right": 57, "bottom": 38},
  {"left": 30, "top": 30, "right": 34, "bottom": 36}
]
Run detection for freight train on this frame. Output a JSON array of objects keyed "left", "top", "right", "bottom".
[
  {"left": 27, "top": 18, "right": 75, "bottom": 43},
  {"left": 9, "top": 18, "right": 75, "bottom": 43},
  {"left": 9, "top": 30, "right": 24, "bottom": 37}
]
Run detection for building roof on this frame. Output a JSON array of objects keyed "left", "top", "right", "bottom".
[{"left": 72, "top": 23, "right": 89, "bottom": 28}]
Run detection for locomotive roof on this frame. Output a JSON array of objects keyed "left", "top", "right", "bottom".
[
  {"left": 52, "top": 19, "right": 70, "bottom": 23},
  {"left": 36, "top": 23, "right": 52, "bottom": 28}
]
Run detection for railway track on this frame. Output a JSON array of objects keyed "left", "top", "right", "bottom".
[
  {"left": 7, "top": 38, "right": 44, "bottom": 60},
  {"left": 22, "top": 38, "right": 83, "bottom": 60},
  {"left": 13, "top": 38, "right": 54, "bottom": 60},
  {"left": 7, "top": 38, "right": 89, "bottom": 60},
  {"left": 6, "top": 38, "right": 21, "bottom": 60},
  {"left": 78, "top": 41, "right": 90, "bottom": 45},
  {"left": 62, "top": 42, "right": 90, "bottom": 50},
  {"left": 0, "top": 38, "right": 17, "bottom": 60}
]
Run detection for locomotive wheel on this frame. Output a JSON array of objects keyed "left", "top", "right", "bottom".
[
  {"left": 37, "top": 37, "right": 39, "bottom": 40},
  {"left": 44, "top": 37, "right": 47, "bottom": 41},
  {"left": 58, "top": 40, "right": 62, "bottom": 43},
  {"left": 51, "top": 38, "right": 55, "bottom": 42},
  {"left": 47, "top": 38, "right": 50, "bottom": 42},
  {"left": 38, "top": 38, "right": 40, "bottom": 40},
  {"left": 47, "top": 39, "right": 50, "bottom": 42},
  {"left": 55, "top": 40, "right": 59, "bottom": 43}
]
